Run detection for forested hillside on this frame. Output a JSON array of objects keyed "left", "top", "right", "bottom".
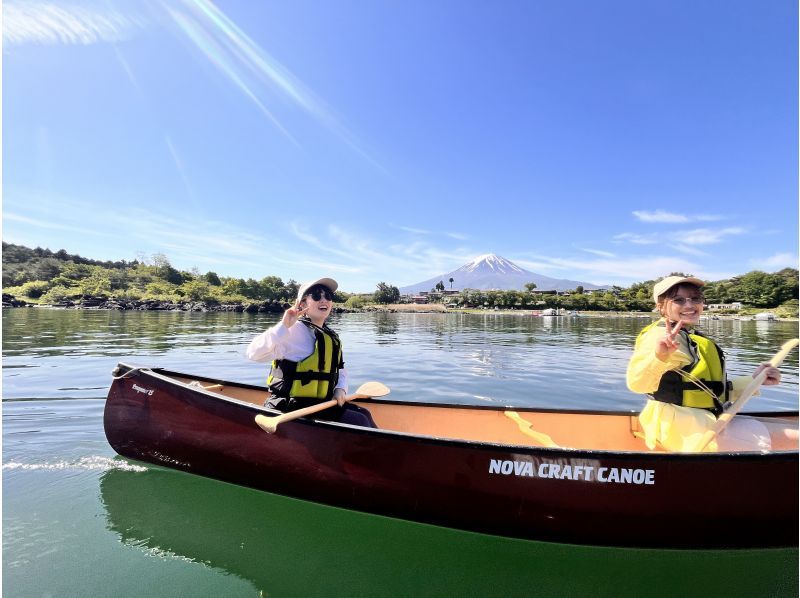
[
  {"left": 2, "top": 242, "right": 797, "bottom": 315},
  {"left": 2, "top": 243, "right": 303, "bottom": 306}
]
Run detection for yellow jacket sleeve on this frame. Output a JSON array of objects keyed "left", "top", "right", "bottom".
[{"left": 626, "top": 321, "right": 692, "bottom": 394}]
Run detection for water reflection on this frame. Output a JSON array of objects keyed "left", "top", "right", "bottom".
[
  {"left": 99, "top": 465, "right": 797, "bottom": 597},
  {"left": 372, "top": 312, "right": 400, "bottom": 343}
]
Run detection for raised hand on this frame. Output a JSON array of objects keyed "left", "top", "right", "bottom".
[
  {"left": 281, "top": 300, "right": 307, "bottom": 328},
  {"left": 655, "top": 319, "right": 683, "bottom": 362}
]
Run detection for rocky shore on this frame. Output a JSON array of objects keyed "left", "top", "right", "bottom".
[
  {"left": 1, "top": 293, "right": 292, "bottom": 313},
  {"left": 1, "top": 294, "right": 449, "bottom": 314}
]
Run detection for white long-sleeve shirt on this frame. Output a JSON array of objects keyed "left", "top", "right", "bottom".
[{"left": 246, "top": 321, "right": 348, "bottom": 393}]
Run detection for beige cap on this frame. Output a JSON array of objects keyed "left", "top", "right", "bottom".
[
  {"left": 297, "top": 277, "right": 338, "bottom": 301},
  {"left": 653, "top": 275, "right": 704, "bottom": 302}
]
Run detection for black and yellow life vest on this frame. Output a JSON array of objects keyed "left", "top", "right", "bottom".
[
  {"left": 637, "top": 320, "right": 729, "bottom": 414},
  {"left": 267, "top": 318, "right": 343, "bottom": 400}
]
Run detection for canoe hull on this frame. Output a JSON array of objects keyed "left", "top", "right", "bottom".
[{"left": 104, "top": 366, "right": 799, "bottom": 548}]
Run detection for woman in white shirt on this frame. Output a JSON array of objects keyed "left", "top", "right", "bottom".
[{"left": 247, "top": 277, "right": 375, "bottom": 427}]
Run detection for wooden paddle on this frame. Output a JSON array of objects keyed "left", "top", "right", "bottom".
[
  {"left": 692, "top": 338, "right": 799, "bottom": 452},
  {"left": 505, "top": 411, "right": 559, "bottom": 448},
  {"left": 254, "top": 381, "right": 389, "bottom": 434}
]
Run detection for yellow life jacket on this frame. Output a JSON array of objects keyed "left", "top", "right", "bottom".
[
  {"left": 268, "top": 318, "right": 343, "bottom": 400},
  {"left": 637, "top": 320, "right": 729, "bottom": 414}
]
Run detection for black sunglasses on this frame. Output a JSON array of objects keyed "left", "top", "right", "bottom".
[{"left": 306, "top": 287, "right": 333, "bottom": 301}]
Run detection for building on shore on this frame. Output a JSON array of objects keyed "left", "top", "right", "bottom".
[{"left": 707, "top": 302, "right": 743, "bottom": 311}]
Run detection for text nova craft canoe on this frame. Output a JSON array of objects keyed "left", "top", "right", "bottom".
[{"left": 104, "top": 364, "right": 799, "bottom": 548}]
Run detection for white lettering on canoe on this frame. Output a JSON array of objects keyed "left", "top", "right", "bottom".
[
  {"left": 596, "top": 467, "right": 655, "bottom": 485},
  {"left": 489, "top": 458, "right": 655, "bottom": 485},
  {"left": 132, "top": 384, "right": 154, "bottom": 396}
]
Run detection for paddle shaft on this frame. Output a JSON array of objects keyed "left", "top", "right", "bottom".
[
  {"left": 693, "top": 338, "right": 799, "bottom": 452},
  {"left": 255, "top": 393, "right": 369, "bottom": 434}
]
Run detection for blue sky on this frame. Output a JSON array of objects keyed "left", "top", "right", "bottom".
[{"left": 3, "top": 0, "right": 797, "bottom": 292}]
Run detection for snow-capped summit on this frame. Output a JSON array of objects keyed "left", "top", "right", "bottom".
[
  {"left": 459, "top": 253, "right": 525, "bottom": 275},
  {"left": 399, "top": 254, "right": 605, "bottom": 294}
]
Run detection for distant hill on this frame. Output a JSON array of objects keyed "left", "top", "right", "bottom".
[{"left": 399, "top": 254, "right": 607, "bottom": 294}]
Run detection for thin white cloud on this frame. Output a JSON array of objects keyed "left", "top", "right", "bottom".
[
  {"left": 288, "top": 222, "right": 481, "bottom": 289},
  {"left": 615, "top": 227, "right": 744, "bottom": 247},
  {"left": 519, "top": 254, "right": 707, "bottom": 284},
  {"left": 3, "top": 1, "right": 145, "bottom": 46},
  {"left": 613, "top": 232, "right": 659, "bottom": 245},
  {"left": 581, "top": 248, "right": 616, "bottom": 258},
  {"left": 390, "top": 225, "right": 468, "bottom": 241},
  {"left": 670, "top": 244, "right": 709, "bottom": 257},
  {"left": 749, "top": 253, "right": 799, "bottom": 270},
  {"left": 681, "top": 227, "right": 744, "bottom": 245},
  {"left": 512, "top": 259, "right": 563, "bottom": 273},
  {"left": 6, "top": 190, "right": 762, "bottom": 292},
  {"left": 393, "top": 225, "right": 432, "bottom": 235},
  {"left": 4, "top": 211, "right": 104, "bottom": 237},
  {"left": 4, "top": 192, "right": 268, "bottom": 265},
  {"left": 633, "top": 210, "right": 689, "bottom": 223},
  {"left": 633, "top": 210, "right": 724, "bottom": 224}
]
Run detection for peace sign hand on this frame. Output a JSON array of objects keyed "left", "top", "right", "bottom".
[
  {"left": 282, "top": 300, "right": 307, "bottom": 328},
  {"left": 655, "top": 319, "right": 683, "bottom": 362}
]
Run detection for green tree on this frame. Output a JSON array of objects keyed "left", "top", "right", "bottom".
[
  {"left": 736, "top": 271, "right": 793, "bottom": 307},
  {"left": 204, "top": 271, "right": 222, "bottom": 286},
  {"left": 152, "top": 253, "right": 183, "bottom": 284},
  {"left": 259, "top": 276, "right": 286, "bottom": 300},
  {"left": 76, "top": 267, "right": 112, "bottom": 296},
  {"left": 4, "top": 280, "right": 51, "bottom": 299},
  {"left": 40, "top": 285, "right": 77, "bottom": 304},
  {"left": 374, "top": 282, "right": 400, "bottom": 304},
  {"left": 179, "top": 279, "right": 213, "bottom": 302},
  {"left": 524, "top": 282, "right": 538, "bottom": 293},
  {"left": 449, "top": 277, "right": 454, "bottom": 289},
  {"left": 144, "top": 281, "right": 178, "bottom": 299}
]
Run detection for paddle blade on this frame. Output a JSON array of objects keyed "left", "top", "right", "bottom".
[
  {"left": 255, "top": 414, "right": 280, "bottom": 434},
  {"left": 505, "top": 411, "right": 559, "bottom": 448},
  {"left": 354, "top": 381, "right": 390, "bottom": 398}
]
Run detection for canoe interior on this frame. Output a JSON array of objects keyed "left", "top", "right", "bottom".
[{"left": 168, "top": 372, "right": 799, "bottom": 453}]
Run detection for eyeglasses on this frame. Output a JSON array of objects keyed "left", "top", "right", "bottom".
[
  {"left": 670, "top": 296, "right": 704, "bottom": 306},
  {"left": 306, "top": 287, "right": 333, "bottom": 301}
]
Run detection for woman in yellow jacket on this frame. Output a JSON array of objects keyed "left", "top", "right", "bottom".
[{"left": 627, "top": 275, "right": 796, "bottom": 452}]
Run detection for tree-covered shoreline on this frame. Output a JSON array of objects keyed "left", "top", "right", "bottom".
[{"left": 2, "top": 242, "right": 797, "bottom": 316}]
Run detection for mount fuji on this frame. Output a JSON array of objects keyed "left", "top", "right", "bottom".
[{"left": 399, "top": 254, "right": 606, "bottom": 294}]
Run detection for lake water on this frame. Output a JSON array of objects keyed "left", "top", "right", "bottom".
[{"left": 3, "top": 309, "right": 798, "bottom": 596}]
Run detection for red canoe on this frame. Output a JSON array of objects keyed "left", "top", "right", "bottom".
[{"left": 104, "top": 363, "right": 799, "bottom": 548}]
